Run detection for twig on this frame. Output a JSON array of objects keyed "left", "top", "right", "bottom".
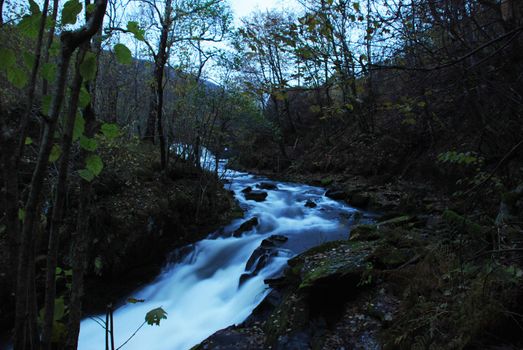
[{"left": 115, "top": 321, "right": 147, "bottom": 350}]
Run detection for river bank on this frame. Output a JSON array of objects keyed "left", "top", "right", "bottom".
[
  {"left": 0, "top": 140, "right": 242, "bottom": 345},
  {"left": 195, "top": 165, "right": 523, "bottom": 349}
]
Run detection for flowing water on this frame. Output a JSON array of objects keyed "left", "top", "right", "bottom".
[{"left": 78, "top": 164, "right": 372, "bottom": 350}]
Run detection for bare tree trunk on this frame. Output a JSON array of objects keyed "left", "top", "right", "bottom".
[
  {"left": 0, "top": 0, "right": 5, "bottom": 26},
  {"left": 41, "top": 47, "right": 86, "bottom": 350},
  {"left": 65, "top": 78, "right": 96, "bottom": 350},
  {"left": 0, "top": 116, "right": 20, "bottom": 289},
  {"left": 42, "top": 0, "right": 60, "bottom": 96},
  {"left": 66, "top": 9, "right": 105, "bottom": 345},
  {"left": 17, "top": 0, "right": 50, "bottom": 160},
  {"left": 144, "top": 0, "right": 172, "bottom": 170}
]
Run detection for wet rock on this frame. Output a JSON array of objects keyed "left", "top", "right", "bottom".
[
  {"left": 241, "top": 186, "right": 252, "bottom": 194},
  {"left": 257, "top": 182, "right": 278, "bottom": 190},
  {"left": 325, "top": 188, "right": 347, "bottom": 200},
  {"left": 244, "top": 190, "right": 268, "bottom": 202},
  {"left": 233, "top": 217, "right": 259, "bottom": 237},
  {"left": 240, "top": 235, "right": 288, "bottom": 285},
  {"left": 305, "top": 200, "right": 317, "bottom": 208}
]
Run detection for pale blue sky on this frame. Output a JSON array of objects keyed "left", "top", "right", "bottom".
[{"left": 229, "top": 0, "right": 299, "bottom": 22}]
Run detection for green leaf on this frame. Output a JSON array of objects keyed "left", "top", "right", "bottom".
[
  {"left": 18, "top": 14, "right": 41, "bottom": 38},
  {"left": 29, "top": 0, "right": 41, "bottom": 14},
  {"left": 0, "top": 48, "right": 16, "bottom": 70},
  {"left": 79, "top": 52, "right": 97, "bottom": 81},
  {"left": 61, "top": 0, "right": 82, "bottom": 25},
  {"left": 127, "top": 21, "right": 145, "bottom": 41},
  {"left": 78, "top": 86, "right": 91, "bottom": 108},
  {"left": 73, "top": 113, "right": 85, "bottom": 141},
  {"left": 94, "top": 256, "right": 103, "bottom": 275},
  {"left": 79, "top": 136, "right": 98, "bottom": 151},
  {"left": 49, "top": 144, "right": 61, "bottom": 163},
  {"left": 114, "top": 43, "right": 132, "bottom": 65},
  {"left": 41, "top": 63, "right": 57, "bottom": 82},
  {"left": 49, "top": 41, "right": 60, "bottom": 57},
  {"left": 8, "top": 67, "right": 28, "bottom": 89},
  {"left": 23, "top": 52, "right": 36, "bottom": 69},
  {"left": 353, "top": 2, "right": 360, "bottom": 11},
  {"left": 54, "top": 297, "right": 65, "bottom": 321},
  {"left": 78, "top": 169, "right": 95, "bottom": 182},
  {"left": 85, "top": 154, "right": 103, "bottom": 176},
  {"left": 42, "top": 95, "right": 53, "bottom": 116},
  {"left": 18, "top": 208, "right": 26, "bottom": 222},
  {"left": 101, "top": 123, "right": 120, "bottom": 140},
  {"left": 145, "top": 307, "right": 167, "bottom": 326},
  {"left": 25, "top": 137, "right": 33, "bottom": 145},
  {"left": 127, "top": 297, "right": 145, "bottom": 304},
  {"left": 55, "top": 267, "right": 63, "bottom": 275},
  {"left": 86, "top": 3, "right": 96, "bottom": 15}
]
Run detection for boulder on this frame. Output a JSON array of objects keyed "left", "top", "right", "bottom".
[
  {"left": 325, "top": 188, "right": 346, "bottom": 200},
  {"left": 241, "top": 186, "right": 252, "bottom": 194},
  {"left": 305, "top": 200, "right": 317, "bottom": 208},
  {"left": 233, "top": 217, "right": 259, "bottom": 237},
  {"left": 244, "top": 190, "right": 268, "bottom": 202},
  {"left": 256, "top": 182, "right": 278, "bottom": 190},
  {"left": 240, "top": 235, "right": 288, "bottom": 285},
  {"left": 350, "top": 224, "right": 381, "bottom": 241}
]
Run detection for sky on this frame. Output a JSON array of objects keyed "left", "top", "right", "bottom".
[{"left": 228, "top": 0, "right": 299, "bottom": 23}]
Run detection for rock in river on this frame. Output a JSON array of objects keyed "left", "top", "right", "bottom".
[
  {"left": 256, "top": 182, "right": 278, "bottom": 190},
  {"left": 244, "top": 190, "right": 268, "bottom": 202},
  {"left": 233, "top": 217, "right": 259, "bottom": 237}
]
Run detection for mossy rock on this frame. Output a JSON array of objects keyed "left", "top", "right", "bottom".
[
  {"left": 369, "top": 246, "right": 416, "bottom": 269},
  {"left": 297, "top": 241, "right": 373, "bottom": 289},
  {"left": 320, "top": 177, "right": 334, "bottom": 186},
  {"left": 350, "top": 224, "right": 381, "bottom": 241}
]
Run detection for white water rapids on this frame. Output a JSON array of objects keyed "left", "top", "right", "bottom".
[{"left": 78, "top": 161, "right": 371, "bottom": 350}]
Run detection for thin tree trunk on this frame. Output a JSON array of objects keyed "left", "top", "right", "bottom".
[
  {"left": 0, "top": 119, "right": 20, "bottom": 290},
  {"left": 41, "top": 47, "right": 86, "bottom": 350},
  {"left": 0, "top": 0, "right": 5, "bottom": 26},
  {"left": 17, "top": 0, "right": 50, "bottom": 161},
  {"left": 42, "top": 0, "right": 60, "bottom": 96},
  {"left": 14, "top": 1, "right": 108, "bottom": 348},
  {"left": 66, "top": 7, "right": 106, "bottom": 344}
]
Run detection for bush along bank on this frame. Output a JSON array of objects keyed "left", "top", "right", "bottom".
[{"left": 0, "top": 138, "right": 243, "bottom": 342}]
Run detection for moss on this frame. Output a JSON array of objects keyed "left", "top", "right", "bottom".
[
  {"left": 320, "top": 177, "right": 334, "bottom": 186},
  {"left": 350, "top": 224, "right": 380, "bottom": 241},
  {"left": 298, "top": 241, "right": 372, "bottom": 289},
  {"left": 442, "top": 210, "right": 484, "bottom": 238}
]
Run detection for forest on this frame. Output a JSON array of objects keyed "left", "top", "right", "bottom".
[{"left": 0, "top": 0, "right": 522, "bottom": 349}]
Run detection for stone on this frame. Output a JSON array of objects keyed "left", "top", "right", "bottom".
[
  {"left": 305, "top": 200, "right": 317, "bottom": 208},
  {"left": 233, "top": 217, "right": 259, "bottom": 237},
  {"left": 256, "top": 182, "right": 278, "bottom": 190},
  {"left": 325, "top": 188, "right": 346, "bottom": 200},
  {"left": 244, "top": 191, "right": 268, "bottom": 202}
]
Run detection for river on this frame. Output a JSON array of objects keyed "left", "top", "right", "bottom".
[{"left": 78, "top": 163, "right": 371, "bottom": 350}]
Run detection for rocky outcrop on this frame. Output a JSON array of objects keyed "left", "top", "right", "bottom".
[
  {"left": 233, "top": 217, "right": 259, "bottom": 237},
  {"left": 197, "top": 214, "right": 436, "bottom": 350}
]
